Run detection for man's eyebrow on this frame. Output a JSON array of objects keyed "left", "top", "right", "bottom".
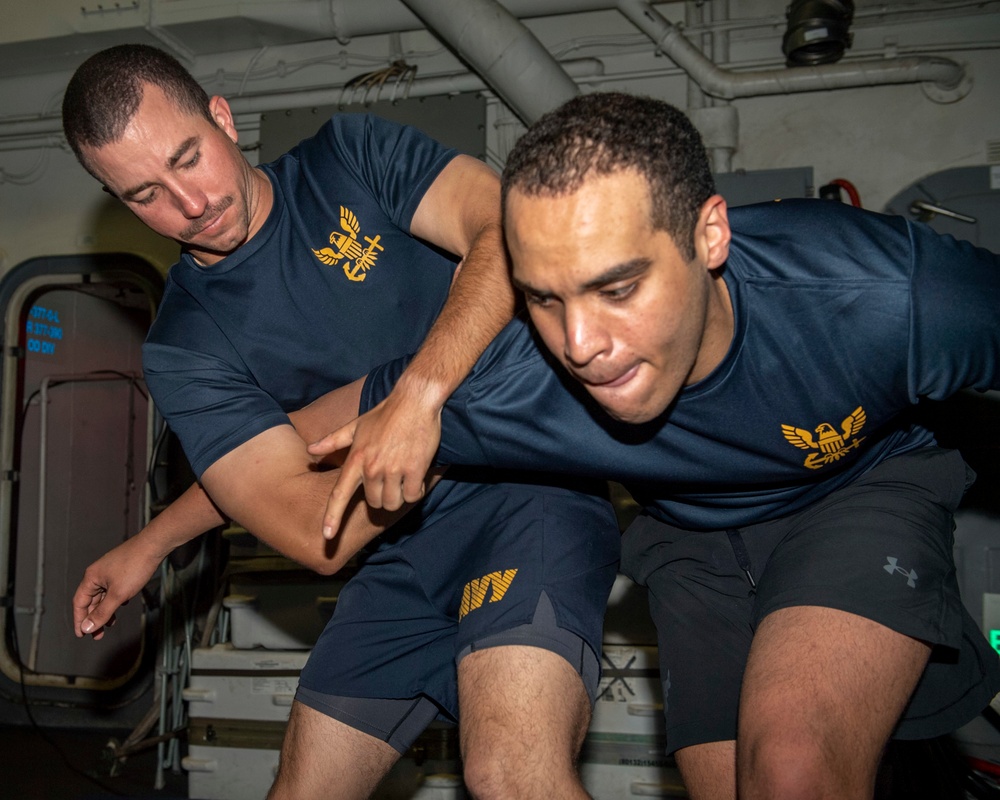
[
  {"left": 580, "top": 258, "right": 651, "bottom": 291},
  {"left": 514, "top": 257, "right": 652, "bottom": 297},
  {"left": 511, "top": 274, "right": 545, "bottom": 295},
  {"left": 167, "top": 136, "right": 199, "bottom": 168},
  {"left": 119, "top": 136, "right": 199, "bottom": 200}
]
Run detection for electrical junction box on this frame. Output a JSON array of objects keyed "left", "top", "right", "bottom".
[{"left": 714, "top": 167, "right": 814, "bottom": 206}]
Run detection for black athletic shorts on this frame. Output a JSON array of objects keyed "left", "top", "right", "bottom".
[
  {"left": 622, "top": 447, "right": 1000, "bottom": 754},
  {"left": 295, "top": 469, "right": 621, "bottom": 752}
]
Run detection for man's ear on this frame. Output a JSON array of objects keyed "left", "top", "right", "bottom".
[
  {"left": 695, "top": 194, "right": 731, "bottom": 270},
  {"left": 208, "top": 95, "right": 239, "bottom": 144}
]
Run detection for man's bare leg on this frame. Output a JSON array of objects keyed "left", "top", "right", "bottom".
[
  {"left": 458, "top": 645, "right": 592, "bottom": 799},
  {"left": 737, "top": 605, "right": 931, "bottom": 800},
  {"left": 268, "top": 701, "right": 400, "bottom": 800},
  {"left": 674, "top": 740, "right": 736, "bottom": 800}
]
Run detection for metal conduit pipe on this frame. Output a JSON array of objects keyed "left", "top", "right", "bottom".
[
  {"left": 617, "top": 0, "right": 969, "bottom": 101},
  {"left": 231, "top": 57, "right": 600, "bottom": 116},
  {"left": 0, "top": 59, "right": 604, "bottom": 150},
  {"left": 399, "top": 0, "right": 579, "bottom": 124},
  {"left": 25, "top": 372, "right": 142, "bottom": 671},
  {"left": 198, "top": 0, "right": 620, "bottom": 43},
  {"left": 3, "top": 0, "right": 583, "bottom": 136},
  {"left": 67, "top": 0, "right": 621, "bottom": 45},
  {"left": 59, "top": 0, "right": 993, "bottom": 46},
  {"left": 27, "top": 376, "right": 52, "bottom": 672}
]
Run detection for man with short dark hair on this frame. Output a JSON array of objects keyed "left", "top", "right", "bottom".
[
  {"left": 64, "top": 44, "right": 620, "bottom": 800},
  {"left": 322, "top": 91, "right": 1000, "bottom": 800}
]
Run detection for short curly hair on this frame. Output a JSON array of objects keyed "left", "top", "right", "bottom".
[
  {"left": 501, "top": 92, "right": 715, "bottom": 260},
  {"left": 62, "top": 44, "right": 212, "bottom": 175}
]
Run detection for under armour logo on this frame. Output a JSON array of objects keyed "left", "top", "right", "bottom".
[{"left": 884, "top": 556, "right": 918, "bottom": 588}]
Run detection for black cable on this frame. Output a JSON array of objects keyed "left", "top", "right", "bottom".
[
  {"left": 8, "top": 369, "right": 197, "bottom": 789},
  {"left": 146, "top": 418, "right": 170, "bottom": 505},
  {"left": 9, "top": 371, "right": 157, "bottom": 712},
  {"left": 8, "top": 613, "right": 128, "bottom": 797}
]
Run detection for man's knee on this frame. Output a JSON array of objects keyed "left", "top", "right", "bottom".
[
  {"left": 458, "top": 645, "right": 592, "bottom": 798},
  {"left": 735, "top": 607, "right": 930, "bottom": 799},
  {"left": 738, "top": 731, "right": 877, "bottom": 800},
  {"left": 675, "top": 741, "right": 736, "bottom": 800}
]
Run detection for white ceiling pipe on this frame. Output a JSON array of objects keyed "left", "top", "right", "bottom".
[
  {"left": 329, "top": 0, "right": 620, "bottom": 42},
  {"left": 229, "top": 58, "right": 602, "bottom": 116},
  {"left": 618, "top": 0, "right": 968, "bottom": 100},
  {"left": 165, "top": 0, "right": 621, "bottom": 44},
  {"left": 398, "top": 0, "right": 580, "bottom": 124},
  {"left": 0, "top": 59, "right": 605, "bottom": 148}
]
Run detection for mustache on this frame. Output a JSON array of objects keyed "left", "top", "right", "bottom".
[{"left": 182, "top": 195, "right": 234, "bottom": 239}]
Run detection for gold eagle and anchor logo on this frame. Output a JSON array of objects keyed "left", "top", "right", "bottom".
[
  {"left": 781, "top": 406, "right": 867, "bottom": 470},
  {"left": 312, "top": 206, "right": 384, "bottom": 282}
]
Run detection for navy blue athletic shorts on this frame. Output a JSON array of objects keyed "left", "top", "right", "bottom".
[
  {"left": 622, "top": 446, "right": 1000, "bottom": 755},
  {"left": 295, "top": 467, "right": 620, "bottom": 751}
]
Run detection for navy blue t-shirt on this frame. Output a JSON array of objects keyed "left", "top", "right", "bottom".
[
  {"left": 363, "top": 199, "right": 1000, "bottom": 531},
  {"left": 143, "top": 113, "right": 459, "bottom": 477}
]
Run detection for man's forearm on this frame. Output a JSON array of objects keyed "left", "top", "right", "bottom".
[
  {"left": 200, "top": 423, "right": 426, "bottom": 575},
  {"left": 137, "top": 482, "right": 227, "bottom": 559},
  {"left": 312, "top": 157, "right": 513, "bottom": 521},
  {"left": 289, "top": 379, "right": 364, "bottom": 447},
  {"left": 394, "top": 221, "right": 515, "bottom": 409}
]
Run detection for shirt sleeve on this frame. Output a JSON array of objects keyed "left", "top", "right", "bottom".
[
  {"left": 907, "top": 221, "right": 1000, "bottom": 400},
  {"left": 312, "top": 113, "right": 459, "bottom": 234},
  {"left": 362, "top": 314, "right": 608, "bottom": 470},
  {"left": 362, "top": 349, "right": 492, "bottom": 466},
  {"left": 143, "top": 340, "right": 291, "bottom": 479}
]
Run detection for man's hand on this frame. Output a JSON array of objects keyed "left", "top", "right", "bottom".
[
  {"left": 305, "top": 160, "right": 512, "bottom": 540},
  {"left": 73, "top": 535, "right": 165, "bottom": 639},
  {"left": 309, "top": 388, "right": 441, "bottom": 539}
]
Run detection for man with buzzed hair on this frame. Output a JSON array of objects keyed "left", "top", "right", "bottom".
[
  {"left": 323, "top": 91, "right": 1000, "bottom": 799},
  {"left": 64, "top": 44, "right": 620, "bottom": 800}
]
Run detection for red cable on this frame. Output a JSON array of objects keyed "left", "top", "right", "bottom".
[
  {"left": 967, "top": 755, "right": 1000, "bottom": 778},
  {"left": 829, "top": 178, "right": 862, "bottom": 207}
]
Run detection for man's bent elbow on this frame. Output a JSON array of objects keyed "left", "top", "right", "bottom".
[
  {"left": 309, "top": 552, "right": 351, "bottom": 577},
  {"left": 276, "top": 542, "right": 353, "bottom": 577},
  {"left": 244, "top": 524, "right": 355, "bottom": 577}
]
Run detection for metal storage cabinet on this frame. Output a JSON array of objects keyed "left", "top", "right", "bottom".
[
  {"left": 182, "top": 644, "right": 302, "bottom": 799},
  {"left": 580, "top": 644, "right": 688, "bottom": 798},
  {"left": 182, "top": 644, "right": 462, "bottom": 800},
  {"left": 221, "top": 550, "right": 347, "bottom": 651}
]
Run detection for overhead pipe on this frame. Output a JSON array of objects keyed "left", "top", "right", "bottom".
[
  {"left": 0, "top": 59, "right": 604, "bottom": 150},
  {"left": 0, "top": 0, "right": 976, "bottom": 147},
  {"left": 165, "top": 0, "right": 620, "bottom": 45},
  {"left": 66, "top": 0, "right": 623, "bottom": 48},
  {"left": 617, "top": 0, "right": 969, "bottom": 102},
  {"left": 231, "top": 57, "right": 600, "bottom": 116},
  {"left": 398, "top": 0, "right": 579, "bottom": 124}
]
